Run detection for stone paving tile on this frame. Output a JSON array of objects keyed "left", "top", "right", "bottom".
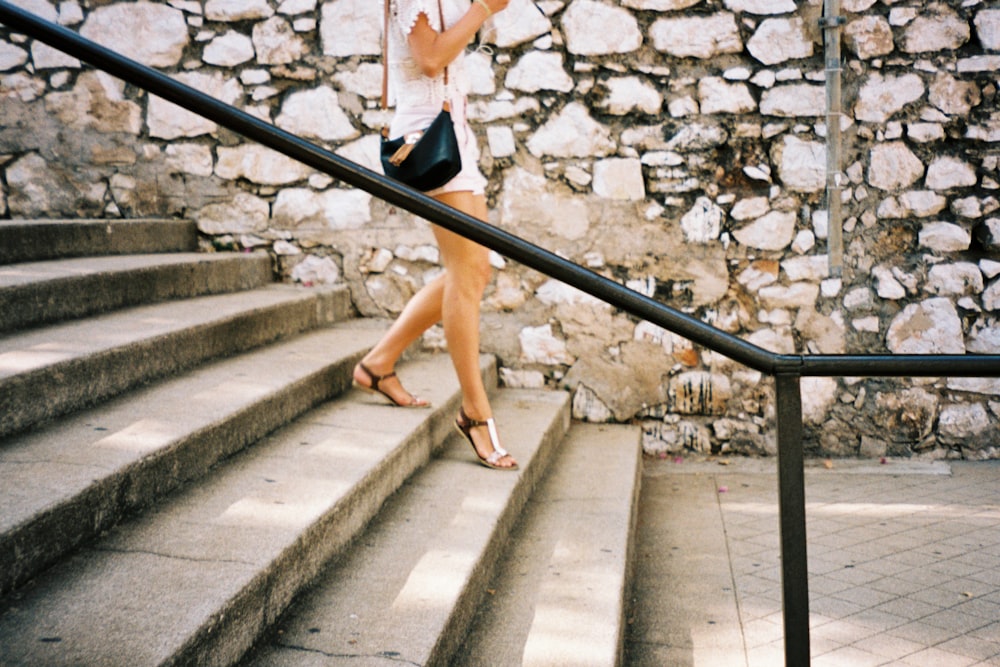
[
  {"left": 811, "top": 596, "right": 869, "bottom": 623},
  {"left": 842, "top": 608, "right": 909, "bottom": 635},
  {"left": 868, "top": 574, "right": 931, "bottom": 597},
  {"left": 742, "top": 617, "right": 784, "bottom": 649},
  {"left": 969, "top": 622, "right": 1000, "bottom": 643},
  {"left": 937, "top": 635, "right": 1000, "bottom": 663},
  {"left": 872, "top": 596, "right": 943, "bottom": 620},
  {"left": 829, "top": 584, "right": 899, "bottom": 609},
  {"left": 887, "top": 619, "right": 964, "bottom": 646},
  {"left": 745, "top": 642, "right": 785, "bottom": 666},
  {"left": 922, "top": 609, "right": 995, "bottom": 635},
  {"left": 809, "top": 574, "right": 856, "bottom": 597},
  {"left": 855, "top": 634, "right": 927, "bottom": 662},
  {"left": 896, "top": 645, "right": 980, "bottom": 666},
  {"left": 811, "top": 645, "right": 885, "bottom": 667},
  {"left": 955, "top": 597, "right": 1000, "bottom": 620}
]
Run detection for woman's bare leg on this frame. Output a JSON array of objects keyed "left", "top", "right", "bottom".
[{"left": 431, "top": 191, "right": 516, "bottom": 468}]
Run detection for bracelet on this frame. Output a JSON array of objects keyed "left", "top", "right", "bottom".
[{"left": 474, "top": 0, "right": 492, "bottom": 18}]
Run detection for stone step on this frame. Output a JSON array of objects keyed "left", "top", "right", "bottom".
[
  {"left": 454, "top": 423, "right": 643, "bottom": 667},
  {"left": 0, "top": 219, "right": 199, "bottom": 265},
  {"left": 240, "top": 389, "right": 572, "bottom": 667},
  {"left": 0, "top": 283, "right": 351, "bottom": 439},
  {"left": 0, "top": 320, "right": 388, "bottom": 596},
  {"left": 0, "top": 251, "right": 272, "bottom": 333},
  {"left": 0, "top": 353, "right": 499, "bottom": 667}
]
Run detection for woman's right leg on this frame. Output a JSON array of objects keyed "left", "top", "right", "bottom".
[{"left": 431, "top": 190, "right": 517, "bottom": 469}]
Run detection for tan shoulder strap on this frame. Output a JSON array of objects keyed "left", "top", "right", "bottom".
[{"left": 381, "top": 0, "right": 390, "bottom": 110}]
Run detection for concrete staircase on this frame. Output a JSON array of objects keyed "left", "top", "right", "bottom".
[{"left": 0, "top": 219, "right": 642, "bottom": 667}]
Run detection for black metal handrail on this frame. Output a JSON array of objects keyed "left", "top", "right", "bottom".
[{"left": 2, "top": 4, "right": 998, "bottom": 665}]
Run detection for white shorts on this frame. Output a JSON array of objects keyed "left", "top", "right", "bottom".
[{"left": 389, "top": 97, "right": 488, "bottom": 196}]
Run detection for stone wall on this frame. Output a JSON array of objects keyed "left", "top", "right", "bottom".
[{"left": 2, "top": 0, "right": 999, "bottom": 460}]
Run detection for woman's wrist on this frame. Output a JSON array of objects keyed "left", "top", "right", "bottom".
[{"left": 473, "top": 0, "right": 492, "bottom": 18}]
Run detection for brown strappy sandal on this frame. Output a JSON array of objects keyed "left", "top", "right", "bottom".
[
  {"left": 353, "top": 362, "right": 430, "bottom": 408},
  {"left": 455, "top": 407, "right": 518, "bottom": 471}
]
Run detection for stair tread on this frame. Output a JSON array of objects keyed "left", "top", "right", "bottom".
[
  {"left": 456, "top": 422, "right": 643, "bottom": 667},
  {"left": 0, "top": 321, "right": 384, "bottom": 595},
  {"left": 0, "top": 283, "right": 352, "bottom": 439},
  {"left": 241, "top": 389, "right": 572, "bottom": 667},
  {"left": 0, "top": 354, "right": 495, "bottom": 667},
  {"left": 0, "top": 251, "right": 260, "bottom": 289},
  {"left": 0, "top": 322, "right": 378, "bottom": 533},
  {"left": 0, "top": 250, "right": 273, "bottom": 334},
  {"left": 0, "top": 283, "right": 336, "bottom": 380}
]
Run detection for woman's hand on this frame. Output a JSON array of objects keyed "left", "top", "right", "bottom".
[{"left": 481, "top": 0, "right": 509, "bottom": 15}]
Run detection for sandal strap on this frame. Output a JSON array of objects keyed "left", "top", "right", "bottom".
[
  {"left": 458, "top": 407, "right": 493, "bottom": 429},
  {"left": 459, "top": 409, "right": 507, "bottom": 461},
  {"left": 359, "top": 362, "right": 396, "bottom": 391},
  {"left": 458, "top": 407, "right": 485, "bottom": 428},
  {"left": 484, "top": 444, "right": 509, "bottom": 465}
]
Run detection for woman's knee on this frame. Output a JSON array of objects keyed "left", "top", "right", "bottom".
[
  {"left": 471, "top": 252, "right": 493, "bottom": 288},
  {"left": 451, "top": 256, "right": 492, "bottom": 295}
]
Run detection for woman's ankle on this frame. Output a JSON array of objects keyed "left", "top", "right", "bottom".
[{"left": 460, "top": 402, "right": 492, "bottom": 422}]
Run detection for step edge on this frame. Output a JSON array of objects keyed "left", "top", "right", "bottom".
[
  {"left": 0, "top": 252, "right": 274, "bottom": 334},
  {"left": 0, "top": 219, "right": 199, "bottom": 264},
  {"left": 454, "top": 422, "right": 644, "bottom": 667},
  {"left": 0, "top": 356, "right": 499, "bottom": 667},
  {"left": 0, "top": 285, "right": 352, "bottom": 439}
]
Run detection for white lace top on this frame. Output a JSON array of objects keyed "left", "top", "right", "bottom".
[{"left": 387, "top": 0, "right": 472, "bottom": 111}]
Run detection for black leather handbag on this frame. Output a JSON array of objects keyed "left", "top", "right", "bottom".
[
  {"left": 380, "top": 107, "right": 461, "bottom": 192},
  {"left": 379, "top": 0, "right": 461, "bottom": 191}
]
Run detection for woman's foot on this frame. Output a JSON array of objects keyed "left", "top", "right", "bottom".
[
  {"left": 455, "top": 407, "right": 518, "bottom": 470},
  {"left": 353, "top": 362, "right": 430, "bottom": 408}
]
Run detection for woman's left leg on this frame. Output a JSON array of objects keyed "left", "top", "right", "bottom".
[{"left": 353, "top": 272, "right": 445, "bottom": 406}]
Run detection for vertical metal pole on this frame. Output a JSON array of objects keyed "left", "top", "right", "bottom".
[
  {"left": 776, "top": 372, "right": 810, "bottom": 666},
  {"left": 822, "top": 0, "right": 844, "bottom": 277}
]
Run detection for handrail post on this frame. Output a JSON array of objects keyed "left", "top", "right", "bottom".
[{"left": 775, "top": 370, "right": 810, "bottom": 666}]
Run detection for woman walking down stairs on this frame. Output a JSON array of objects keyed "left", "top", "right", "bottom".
[{"left": 0, "top": 218, "right": 641, "bottom": 667}]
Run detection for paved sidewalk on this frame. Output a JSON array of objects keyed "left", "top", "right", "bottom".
[{"left": 626, "top": 457, "right": 1000, "bottom": 667}]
